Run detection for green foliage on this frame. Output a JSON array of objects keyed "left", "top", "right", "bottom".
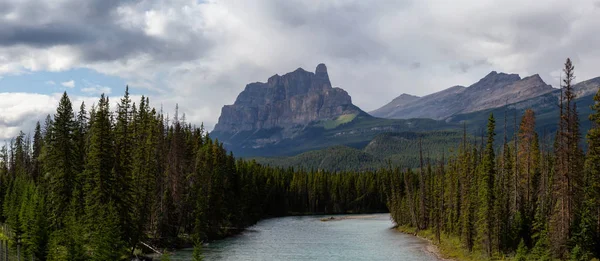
[
  {"left": 192, "top": 241, "right": 205, "bottom": 261},
  {"left": 160, "top": 253, "right": 172, "bottom": 261},
  {"left": 320, "top": 113, "right": 358, "bottom": 129},
  {"left": 570, "top": 245, "right": 591, "bottom": 261},
  {"left": 88, "top": 202, "right": 126, "bottom": 261},
  {"left": 515, "top": 239, "right": 528, "bottom": 261},
  {"left": 528, "top": 229, "right": 552, "bottom": 261}
]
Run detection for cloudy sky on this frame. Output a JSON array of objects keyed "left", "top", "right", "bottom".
[{"left": 1, "top": 0, "right": 600, "bottom": 140}]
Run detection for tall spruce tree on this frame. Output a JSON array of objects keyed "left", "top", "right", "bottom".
[
  {"left": 46, "top": 92, "right": 77, "bottom": 229},
  {"left": 114, "top": 87, "right": 135, "bottom": 249},
  {"left": 83, "top": 94, "right": 126, "bottom": 258},
  {"left": 477, "top": 113, "right": 496, "bottom": 256},
  {"left": 551, "top": 58, "right": 583, "bottom": 258}
]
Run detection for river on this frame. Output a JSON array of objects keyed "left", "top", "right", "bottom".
[{"left": 169, "top": 213, "right": 439, "bottom": 261}]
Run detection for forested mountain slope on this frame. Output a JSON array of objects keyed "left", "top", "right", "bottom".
[{"left": 254, "top": 130, "right": 469, "bottom": 171}]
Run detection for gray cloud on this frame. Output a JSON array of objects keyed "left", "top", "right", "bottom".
[
  {"left": 0, "top": 23, "right": 92, "bottom": 47},
  {"left": 0, "top": 0, "right": 213, "bottom": 63},
  {"left": 451, "top": 59, "right": 492, "bottom": 74},
  {"left": 1, "top": 0, "right": 600, "bottom": 137}
]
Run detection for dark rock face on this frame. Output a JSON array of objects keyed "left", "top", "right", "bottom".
[
  {"left": 370, "top": 71, "right": 555, "bottom": 120},
  {"left": 213, "top": 63, "right": 362, "bottom": 134}
]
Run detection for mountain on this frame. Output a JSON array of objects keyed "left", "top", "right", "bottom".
[
  {"left": 370, "top": 71, "right": 555, "bottom": 119},
  {"left": 211, "top": 64, "right": 458, "bottom": 157},
  {"left": 213, "top": 63, "right": 363, "bottom": 134}
]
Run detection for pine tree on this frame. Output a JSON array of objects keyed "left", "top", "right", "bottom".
[
  {"left": 32, "top": 122, "right": 43, "bottom": 182},
  {"left": 551, "top": 58, "right": 583, "bottom": 258},
  {"left": 47, "top": 92, "right": 77, "bottom": 230},
  {"left": 83, "top": 94, "right": 122, "bottom": 258},
  {"left": 477, "top": 113, "right": 496, "bottom": 256},
  {"left": 516, "top": 109, "right": 541, "bottom": 247},
  {"left": 114, "top": 87, "right": 135, "bottom": 250},
  {"left": 192, "top": 241, "right": 205, "bottom": 261}
]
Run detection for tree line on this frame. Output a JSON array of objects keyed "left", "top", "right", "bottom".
[
  {"left": 386, "top": 58, "right": 600, "bottom": 260},
  {"left": 0, "top": 88, "right": 387, "bottom": 260}
]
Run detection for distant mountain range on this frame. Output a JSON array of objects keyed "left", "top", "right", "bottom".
[
  {"left": 211, "top": 63, "right": 600, "bottom": 169},
  {"left": 370, "top": 72, "right": 555, "bottom": 119}
]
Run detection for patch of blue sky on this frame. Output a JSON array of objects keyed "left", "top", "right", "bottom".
[{"left": 0, "top": 68, "right": 149, "bottom": 97}]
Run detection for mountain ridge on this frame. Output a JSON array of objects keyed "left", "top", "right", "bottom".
[{"left": 370, "top": 71, "right": 555, "bottom": 119}]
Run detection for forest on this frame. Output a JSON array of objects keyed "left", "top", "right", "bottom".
[
  {"left": 0, "top": 89, "right": 387, "bottom": 260},
  {"left": 387, "top": 59, "right": 600, "bottom": 260},
  {"left": 1, "top": 58, "right": 599, "bottom": 261}
]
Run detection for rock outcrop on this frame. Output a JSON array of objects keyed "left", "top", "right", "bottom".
[{"left": 213, "top": 63, "right": 363, "bottom": 134}]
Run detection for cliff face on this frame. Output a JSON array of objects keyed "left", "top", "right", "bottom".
[{"left": 213, "top": 63, "right": 363, "bottom": 134}]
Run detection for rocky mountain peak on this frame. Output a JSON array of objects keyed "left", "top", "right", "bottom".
[
  {"left": 316, "top": 63, "right": 328, "bottom": 76},
  {"left": 213, "top": 64, "right": 362, "bottom": 135},
  {"left": 471, "top": 71, "right": 521, "bottom": 90},
  {"left": 389, "top": 93, "right": 420, "bottom": 103},
  {"left": 518, "top": 74, "right": 546, "bottom": 86}
]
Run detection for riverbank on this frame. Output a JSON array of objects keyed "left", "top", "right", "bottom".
[{"left": 396, "top": 225, "right": 484, "bottom": 261}]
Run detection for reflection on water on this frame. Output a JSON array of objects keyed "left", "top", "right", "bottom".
[{"left": 170, "top": 213, "right": 438, "bottom": 261}]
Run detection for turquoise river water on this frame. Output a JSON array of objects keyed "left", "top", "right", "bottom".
[{"left": 169, "top": 213, "right": 439, "bottom": 261}]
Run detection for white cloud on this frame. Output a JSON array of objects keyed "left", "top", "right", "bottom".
[
  {"left": 61, "top": 80, "right": 75, "bottom": 88},
  {"left": 81, "top": 85, "right": 112, "bottom": 95},
  {"left": 45, "top": 80, "right": 56, "bottom": 85},
  {"left": 0, "top": 92, "right": 143, "bottom": 141}
]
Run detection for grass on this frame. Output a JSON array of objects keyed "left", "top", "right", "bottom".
[
  {"left": 397, "top": 226, "right": 600, "bottom": 261},
  {"left": 396, "top": 225, "right": 490, "bottom": 261},
  {"left": 321, "top": 113, "right": 358, "bottom": 129},
  {"left": 394, "top": 225, "right": 546, "bottom": 261}
]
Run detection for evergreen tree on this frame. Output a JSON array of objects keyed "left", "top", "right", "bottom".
[
  {"left": 551, "top": 58, "right": 583, "bottom": 258},
  {"left": 477, "top": 113, "right": 496, "bottom": 256},
  {"left": 32, "top": 122, "right": 43, "bottom": 182},
  {"left": 114, "top": 87, "right": 135, "bottom": 250},
  {"left": 83, "top": 94, "right": 121, "bottom": 258},
  {"left": 46, "top": 92, "right": 78, "bottom": 230}
]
